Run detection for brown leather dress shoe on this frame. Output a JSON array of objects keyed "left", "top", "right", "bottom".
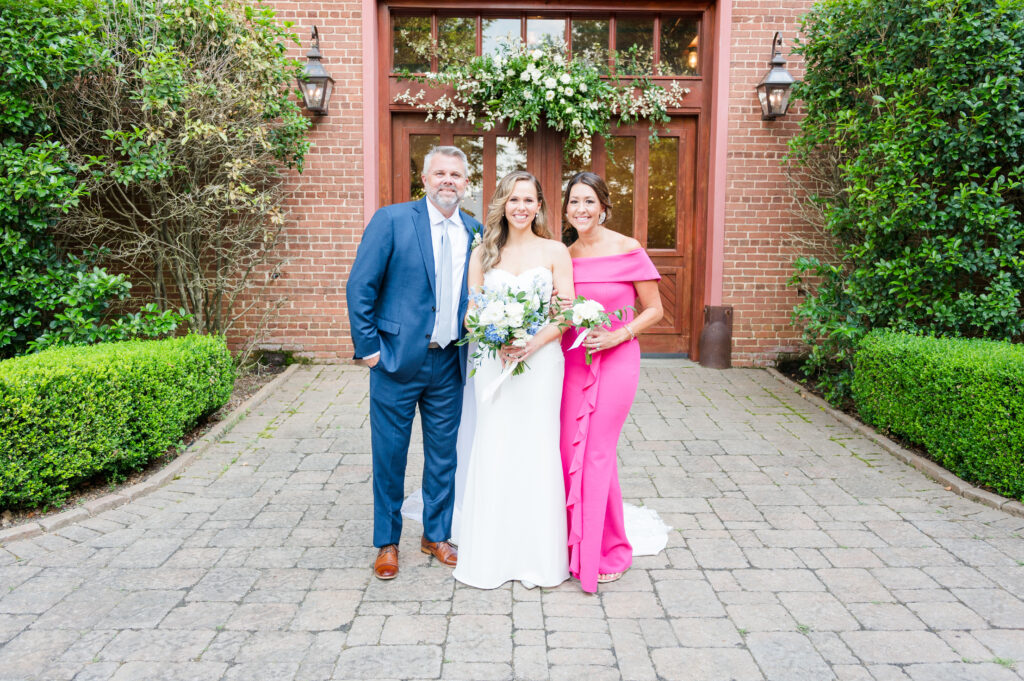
[
  {"left": 420, "top": 537, "right": 458, "bottom": 566},
  {"left": 374, "top": 545, "right": 399, "bottom": 580}
]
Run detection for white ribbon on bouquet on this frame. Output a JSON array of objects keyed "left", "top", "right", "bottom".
[
  {"left": 567, "top": 327, "right": 590, "bottom": 351},
  {"left": 480, "top": 358, "right": 521, "bottom": 403}
]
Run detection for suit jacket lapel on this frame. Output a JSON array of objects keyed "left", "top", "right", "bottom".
[{"left": 413, "top": 198, "right": 436, "bottom": 296}]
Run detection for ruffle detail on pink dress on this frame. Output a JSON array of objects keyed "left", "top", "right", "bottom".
[{"left": 566, "top": 350, "right": 600, "bottom": 579}]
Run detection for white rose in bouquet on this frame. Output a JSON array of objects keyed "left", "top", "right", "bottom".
[
  {"left": 572, "top": 299, "right": 605, "bottom": 326},
  {"left": 503, "top": 301, "right": 526, "bottom": 328},
  {"left": 478, "top": 300, "right": 506, "bottom": 326}
]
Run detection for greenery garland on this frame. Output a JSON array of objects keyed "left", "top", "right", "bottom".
[{"left": 394, "top": 41, "right": 690, "bottom": 162}]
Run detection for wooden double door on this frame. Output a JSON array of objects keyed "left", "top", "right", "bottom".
[{"left": 392, "top": 114, "right": 699, "bottom": 354}]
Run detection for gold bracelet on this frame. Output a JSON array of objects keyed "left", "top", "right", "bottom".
[{"left": 624, "top": 323, "right": 636, "bottom": 340}]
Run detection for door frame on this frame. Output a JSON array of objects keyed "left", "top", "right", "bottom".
[{"left": 374, "top": 0, "right": 716, "bottom": 359}]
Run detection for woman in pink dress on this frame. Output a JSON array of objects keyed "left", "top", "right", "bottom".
[{"left": 559, "top": 172, "right": 664, "bottom": 593}]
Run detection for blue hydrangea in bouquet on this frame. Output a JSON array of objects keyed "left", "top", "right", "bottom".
[{"left": 458, "top": 272, "right": 550, "bottom": 378}]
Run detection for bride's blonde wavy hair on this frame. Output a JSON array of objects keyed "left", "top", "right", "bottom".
[{"left": 479, "top": 171, "right": 552, "bottom": 272}]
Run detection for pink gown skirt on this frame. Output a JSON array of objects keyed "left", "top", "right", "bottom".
[{"left": 559, "top": 248, "right": 660, "bottom": 593}]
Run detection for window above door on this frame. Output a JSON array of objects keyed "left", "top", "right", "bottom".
[{"left": 391, "top": 11, "right": 702, "bottom": 77}]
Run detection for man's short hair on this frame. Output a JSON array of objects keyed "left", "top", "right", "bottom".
[{"left": 422, "top": 146, "right": 469, "bottom": 178}]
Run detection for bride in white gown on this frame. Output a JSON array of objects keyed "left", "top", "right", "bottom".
[{"left": 452, "top": 171, "right": 574, "bottom": 589}]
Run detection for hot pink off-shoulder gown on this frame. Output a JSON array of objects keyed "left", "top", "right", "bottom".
[{"left": 560, "top": 248, "right": 661, "bottom": 593}]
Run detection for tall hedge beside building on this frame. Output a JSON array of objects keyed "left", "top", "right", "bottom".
[
  {"left": 0, "top": 335, "right": 234, "bottom": 510},
  {"left": 853, "top": 331, "right": 1024, "bottom": 501},
  {"left": 788, "top": 0, "right": 1024, "bottom": 402}
]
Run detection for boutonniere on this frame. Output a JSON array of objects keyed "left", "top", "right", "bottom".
[{"left": 470, "top": 227, "right": 483, "bottom": 250}]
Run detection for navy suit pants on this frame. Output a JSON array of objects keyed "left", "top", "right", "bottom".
[{"left": 369, "top": 344, "right": 463, "bottom": 547}]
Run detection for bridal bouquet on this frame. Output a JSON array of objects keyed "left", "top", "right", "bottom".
[
  {"left": 555, "top": 296, "right": 634, "bottom": 364},
  {"left": 459, "top": 274, "right": 550, "bottom": 378}
]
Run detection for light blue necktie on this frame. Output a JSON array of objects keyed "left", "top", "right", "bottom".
[{"left": 435, "top": 219, "right": 453, "bottom": 348}]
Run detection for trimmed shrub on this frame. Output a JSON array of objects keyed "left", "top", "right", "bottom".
[
  {"left": 788, "top": 0, "right": 1024, "bottom": 403},
  {"left": 0, "top": 335, "right": 235, "bottom": 510},
  {"left": 852, "top": 331, "right": 1024, "bottom": 501}
]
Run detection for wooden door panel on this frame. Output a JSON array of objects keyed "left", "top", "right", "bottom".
[{"left": 391, "top": 113, "right": 698, "bottom": 355}]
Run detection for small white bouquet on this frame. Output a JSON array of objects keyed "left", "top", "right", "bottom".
[
  {"left": 459, "top": 273, "right": 549, "bottom": 378},
  {"left": 555, "top": 296, "right": 633, "bottom": 364}
]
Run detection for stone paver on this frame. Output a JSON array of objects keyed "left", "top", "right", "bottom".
[{"left": 1, "top": 362, "right": 1023, "bottom": 681}]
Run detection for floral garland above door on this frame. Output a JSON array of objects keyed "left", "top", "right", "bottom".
[{"left": 394, "top": 40, "right": 690, "bottom": 163}]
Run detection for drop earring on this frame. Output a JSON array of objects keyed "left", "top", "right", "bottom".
[{"left": 599, "top": 212, "right": 607, "bottom": 225}]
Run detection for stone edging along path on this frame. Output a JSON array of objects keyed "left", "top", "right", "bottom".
[
  {"left": 3, "top": 363, "right": 1019, "bottom": 547},
  {"left": 766, "top": 367, "right": 1024, "bottom": 520},
  {"left": 0, "top": 364, "right": 302, "bottom": 546}
]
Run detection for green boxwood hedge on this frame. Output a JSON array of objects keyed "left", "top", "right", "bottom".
[
  {"left": 852, "top": 331, "right": 1024, "bottom": 501},
  {"left": 0, "top": 334, "right": 234, "bottom": 510}
]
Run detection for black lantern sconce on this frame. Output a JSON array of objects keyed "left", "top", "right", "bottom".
[
  {"left": 755, "top": 32, "right": 795, "bottom": 120},
  {"left": 298, "top": 26, "right": 335, "bottom": 116}
]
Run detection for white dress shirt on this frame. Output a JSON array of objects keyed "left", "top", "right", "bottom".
[{"left": 426, "top": 198, "right": 468, "bottom": 345}]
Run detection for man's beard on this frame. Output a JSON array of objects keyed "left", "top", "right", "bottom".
[{"left": 427, "top": 187, "right": 463, "bottom": 211}]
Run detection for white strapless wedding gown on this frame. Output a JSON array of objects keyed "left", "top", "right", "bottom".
[{"left": 453, "top": 267, "right": 569, "bottom": 589}]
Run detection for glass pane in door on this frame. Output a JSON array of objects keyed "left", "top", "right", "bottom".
[
  {"left": 526, "top": 17, "right": 566, "bottom": 49},
  {"left": 392, "top": 15, "right": 432, "bottom": 72},
  {"left": 615, "top": 17, "right": 654, "bottom": 74},
  {"left": 648, "top": 136, "right": 679, "bottom": 249},
  {"left": 659, "top": 17, "right": 700, "bottom": 75},
  {"left": 605, "top": 136, "right": 635, "bottom": 237},
  {"left": 409, "top": 134, "right": 441, "bottom": 200},
  {"left": 439, "top": 17, "right": 477, "bottom": 71},
  {"left": 454, "top": 135, "right": 484, "bottom": 219},
  {"left": 571, "top": 18, "right": 609, "bottom": 71},
  {"left": 482, "top": 18, "right": 520, "bottom": 54},
  {"left": 496, "top": 136, "right": 527, "bottom": 182}
]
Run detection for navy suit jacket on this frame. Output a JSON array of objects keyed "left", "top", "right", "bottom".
[{"left": 346, "top": 198, "right": 482, "bottom": 384}]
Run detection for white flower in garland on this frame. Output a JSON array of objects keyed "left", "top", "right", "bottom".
[{"left": 393, "top": 40, "right": 689, "bottom": 162}]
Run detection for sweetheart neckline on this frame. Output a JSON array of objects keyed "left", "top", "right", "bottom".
[{"left": 486, "top": 266, "right": 552, "bottom": 278}]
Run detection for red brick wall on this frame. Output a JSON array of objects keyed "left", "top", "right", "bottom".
[
  {"left": 239, "top": 1, "right": 823, "bottom": 365},
  {"left": 229, "top": 1, "right": 365, "bottom": 362},
  {"left": 723, "top": 1, "right": 817, "bottom": 366}
]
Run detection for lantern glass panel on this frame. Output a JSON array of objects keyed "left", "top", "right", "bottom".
[{"left": 768, "top": 85, "right": 791, "bottom": 115}]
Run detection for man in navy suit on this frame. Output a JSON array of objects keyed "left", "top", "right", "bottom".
[{"left": 346, "top": 146, "right": 482, "bottom": 580}]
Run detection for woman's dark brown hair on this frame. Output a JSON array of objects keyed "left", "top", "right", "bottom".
[{"left": 561, "top": 171, "right": 613, "bottom": 245}]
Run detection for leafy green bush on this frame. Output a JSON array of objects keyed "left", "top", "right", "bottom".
[
  {"left": 51, "top": 0, "right": 310, "bottom": 335},
  {"left": 853, "top": 331, "right": 1024, "bottom": 501},
  {"left": 0, "top": 335, "right": 235, "bottom": 510},
  {"left": 0, "top": 0, "right": 186, "bottom": 359},
  {"left": 788, "top": 0, "right": 1024, "bottom": 403}
]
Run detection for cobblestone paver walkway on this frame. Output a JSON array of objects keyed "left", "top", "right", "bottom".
[{"left": 2, "top": 362, "right": 1023, "bottom": 681}]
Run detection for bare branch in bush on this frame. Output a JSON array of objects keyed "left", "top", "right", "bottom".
[{"left": 50, "top": 0, "right": 310, "bottom": 336}]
